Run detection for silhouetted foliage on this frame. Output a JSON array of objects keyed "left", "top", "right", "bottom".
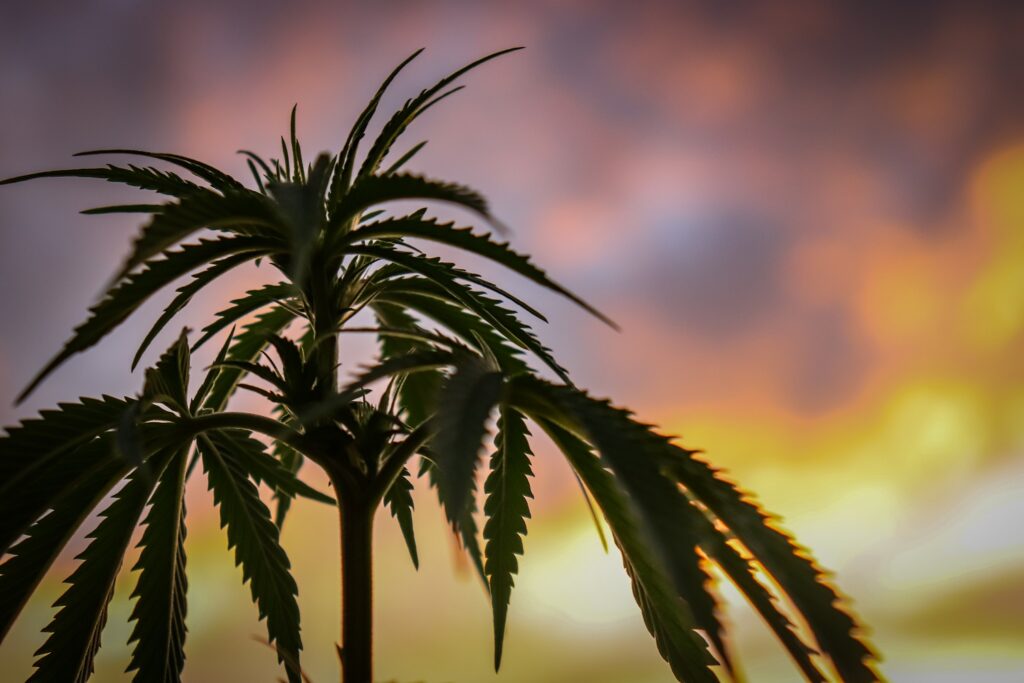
[{"left": 0, "top": 48, "right": 880, "bottom": 683}]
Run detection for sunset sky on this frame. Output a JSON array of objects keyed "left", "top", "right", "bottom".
[{"left": 1, "top": 2, "right": 1023, "bottom": 681}]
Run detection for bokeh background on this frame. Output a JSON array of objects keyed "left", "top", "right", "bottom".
[{"left": 2, "top": 1, "right": 1023, "bottom": 681}]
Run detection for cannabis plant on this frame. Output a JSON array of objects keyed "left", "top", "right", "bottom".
[{"left": 0, "top": 48, "right": 879, "bottom": 683}]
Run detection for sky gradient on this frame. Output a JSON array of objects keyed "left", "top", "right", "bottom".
[{"left": 1, "top": 1, "right": 1023, "bottom": 681}]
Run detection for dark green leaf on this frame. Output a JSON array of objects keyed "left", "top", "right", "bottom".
[
  {"left": 199, "top": 436, "right": 303, "bottom": 682},
  {"left": 201, "top": 305, "right": 297, "bottom": 413},
  {"left": 126, "top": 449, "right": 190, "bottom": 682},
  {"left": 370, "top": 302, "right": 446, "bottom": 426},
  {"left": 666, "top": 451, "right": 879, "bottom": 682},
  {"left": 432, "top": 354, "right": 503, "bottom": 529},
  {"left": 0, "top": 164, "right": 203, "bottom": 197},
  {"left": 17, "top": 236, "right": 273, "bottom": 403},
  {"left": 356, "top": 47, "right": 523, "bottom": 179},
  {"left": 0, "top": 437, "right": 127, "bottom": 640},
  {"left": 208, "top": 429, "right": 334, "bottom": 507},
  {"left": 0, "top": 395, "right": 135, "bottom": 552},
  {"left": 114, "top": 188, "right": 283, "bottom": 281},
  {"left": 133, "top": 251, "right": 255, "bottom": 369},
  {"left": 383, "top": 466, "right": 419, "bottom": 569},
  {"left": 482, "top": 406, "right": 534, "bottom": 670},
  {"left": 73, "top": 149, "right": 244, "bottom": 193},
  {"left": 345, "top": 215, "right": 614, "bottom": 327},
  {"left": 142, "top": 329, "right": 191, "bottom": 411},
  {"left": 530, "top": 381, "right": 730, "bottom": 674},
  {"left": 534, "top": 418, "right": 717, "bottom": 683},
  {"left": 694, "top": 511, "right": 826, "bottom": 682},
  {"left": 28, "top": 448, "right": 175, "bottom": 683},
  {"left": 373, "top": 291, "right": 528, "bottom": 375},
  {"left": 193, "top": 282, "right": 299, "bottom": 352},
  {"left": 373, "top": 271, "right": 568, "bottom": 382},
  {"left": 329, "top": 49, "right": 424, "bottom": 210},
  {"left": 330, "top": 173, "right": 492, "bottom": 239}
]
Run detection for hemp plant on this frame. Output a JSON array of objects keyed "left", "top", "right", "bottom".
[{"left": 0, "top": 48, "right": 879, "bottom": 682}]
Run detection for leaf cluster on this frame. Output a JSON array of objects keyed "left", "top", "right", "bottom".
[{"left": 0, "top": 48, "right": 879, "bottom": 682}]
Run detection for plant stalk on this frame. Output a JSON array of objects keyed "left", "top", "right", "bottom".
[{"left": 338, "top": 490, "right": 375, "bottom": 683}]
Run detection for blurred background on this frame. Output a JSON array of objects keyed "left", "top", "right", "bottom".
[{"left": 1, "top": 1, "right": 1022, "bottom": 681}]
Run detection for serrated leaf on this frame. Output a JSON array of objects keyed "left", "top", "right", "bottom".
[
  {"left": 330, "top": 173, "right": 492, "bottom": 242},
  {"left": 142, "top": 329, "right": 191, "bottom": 410},
  {"left": 373, "top": 289, "right": 528, "bottom": 375},
  {"left": 0, "top": 396, "right": 135, "bottom": 552},
  {"left": 665, "top": 451, "right": 879, "bottom": 682},
  {"left": 193, "top": 282, "right": 299, "bottom": 351},
  {"left": 531, "top": 381, "right": 731, "bottom": 674},
  {"left": 534, "top": 418, "right": 717, "bottom": 683},
  {"left": 356, "top": 48, "right": 522, "bottom": 179},
  {"left": 28, "top": 448, "right": 176, "bottom": 683},
  {"left": 270, "top": 154, "right": 332, "bottom": 285},
  {"left": 695, "top": 512, "right": 826, "bottom": 682},
  {"left": 208, "top": 429, "right": 334, "bottom": 507},
  {"left": 17, "top": 236, "right": 274, "bottom": 403},
  {"left": 73, "top": 149, "right": 244, "bottom": 193},
  {"left": 351, "top": 247, "right": 568, "bottom": 382},
  {"left": 126, "top": 448, "right": 189, "bottom": 682},
  {"left": 0, "top": 164, "right": 203, "bottom": 197},
  {"left": 328, "top": 49, "right": 424, "bottom": 211},
  {"left": 370, "top": 302, "right": 446, "bottom": 426},
  {"left": 345, "top": 215, "right": 614, "bottom": 327},
  {"left": 383, "top": 466, "right": 419, "bottom": 569},
  {"left": 114, "top": 188, "right": 283, "bottom": 281},
  {"left": 0, "top": 437, "right": 127, "bottom": 640},
  {"left": 343, "top": 244, "right": 546, "bottom": 323},
  {"left": 200, "top": 305, "right": 297, "bottom": 413},
  {"left": 198, "top": 435, "right": 303, "bottom": 682},
  {"left": 133, "top": 251, "right": 255, "bottom": 369},
  {"left": 482, "top": 406, "right": 533, "bottom": 670},
  {"left": 432, "top": 354, "right": 503, "bottom": 529}
]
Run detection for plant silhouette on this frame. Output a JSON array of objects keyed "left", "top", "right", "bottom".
[{"left": 0, "top": 48, "right": 880, "bottom": 683}]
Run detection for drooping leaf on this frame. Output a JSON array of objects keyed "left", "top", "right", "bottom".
[
  {"left": 345, "top": 215, "right": 614, "bottom": 327},
  {"left": 370, "top": 302, "right": 445, "bottom": 426},
  {"left": 482, "top": 406, "right": 534, "bottom": 670},
  {"left": 432, "top": 354, "right": 503, "bottom": 529},
  {"left": 373, "top": 272, "right": 568, "bottom": 382},
  {"left": 527, "top": 380, "right": 731, "bottom": 674},
  {"left": 133, "top": 251, "right": 255, "bottom": 369},
  {"left": 113, "top": 188, "right": 283, "bottom": 280},
  {"left": 193, "top": 282, "right": 300, "bottom": 351},
  {"left": 665, "top": 450, "right": 879, "bottom": 682},
  {"left": 73, "top": 149, "right": 244, "bottom": 193},
  {"left": 126, "top": 449, "right": 189, "bottom": 682},
  {"left": 198, "top": 435, "right": 303, "bottom": 682},
  {"left": 534, "top": 418, "right": 717, "bottom": 683},
  {"left": 17, "top": 236, "right": 274, "bottom": 403},
  {"left": 383, "top": 466, "right": 419, "bottom": 569},
  {"left": 330, "top": 173, "right": 492, "bottom": 242},
  {"left": 373, "top": 290, "right": 528, "bottom": 375},
  {"left": 0, "top": 164, "right": 203, "bottom": 197},
  {"left": 0, "top": 438, "right": 127, "bottom": 640},
  {"left": 693, "top": 508, "right": 826, "bottom": 682},
  {"left": 0, "top": 394, "right": 132, "bottom": 495},
  {"left": 28, "top": 448, "right": 176, "bottom": 683}
]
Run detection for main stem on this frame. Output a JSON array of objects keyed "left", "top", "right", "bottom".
[{"left": 338, "top": 491, "right": 375, "bottom": 683}]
